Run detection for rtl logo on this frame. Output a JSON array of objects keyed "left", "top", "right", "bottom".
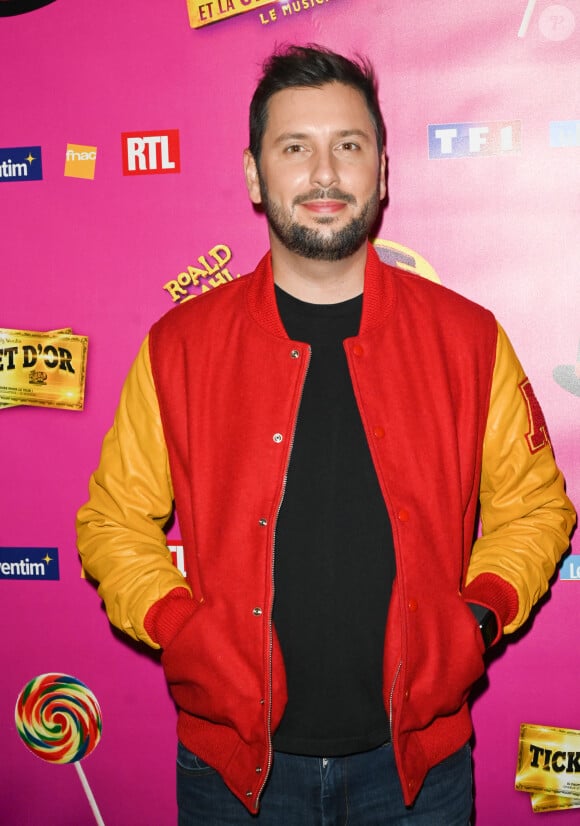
[{"left": 121, "top": 130, "right": 180, "bottom": 175}]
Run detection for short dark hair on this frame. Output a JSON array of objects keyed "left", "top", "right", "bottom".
[{"left": 249, "top": 44, "right": 385, "bottom": 165}]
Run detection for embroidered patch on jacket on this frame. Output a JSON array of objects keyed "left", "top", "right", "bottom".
[{"left": 519, "top": 379, "right": 551, "bottom": 454}]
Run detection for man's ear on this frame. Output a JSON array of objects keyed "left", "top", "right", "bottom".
[
  {"left": 244, "top": 149, "right": 262, "bottom": 205},
  {"left": 379, "top": 150, "right": 388, "bottom": 203}
]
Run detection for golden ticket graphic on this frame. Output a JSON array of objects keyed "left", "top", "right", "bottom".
[
  {"left": 0, "top": 329, "right": 72, "bottom": 409},
  {"left": 531, "top": 791, "right": 580, "bottom": 813},
  {"left": 0, "top": 328, "right": 88, "bottom": 410},
  {"left": 516, "top": 724, "right": 580, "bottom": 801},
  {"left": 186, "top": 0, "right": 278, "bottom": 27}
]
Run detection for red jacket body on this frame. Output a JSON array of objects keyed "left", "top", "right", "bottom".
[{"left": 77, "top": 245, "right": 575, "bottom": 812}]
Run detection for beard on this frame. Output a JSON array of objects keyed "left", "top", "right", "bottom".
[{"left": 258, "top": 179, "right": 381, "bottom": 262}]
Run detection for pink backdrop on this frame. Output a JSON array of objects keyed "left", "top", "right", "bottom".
[{"left": 1, "top": 1, "right": 578, "bottom": 822}]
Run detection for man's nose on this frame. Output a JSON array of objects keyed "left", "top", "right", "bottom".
[{"left": 310, "top": 149, "right": 338, "bottom": 189}]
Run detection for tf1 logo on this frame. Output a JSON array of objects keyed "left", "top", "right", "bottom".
[
  {"left": 428, "top": 121, "right": 521, "bottom": 159},
  {"left": 121, "top": 130, "right": 180, "bottom": 175}
]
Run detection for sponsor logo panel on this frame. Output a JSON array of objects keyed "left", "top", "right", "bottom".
[
  {"left": 0, "top": 146, "right": 42, "bottom": 182},
  {"left": 428, "top": 121, "right": 521, "bottom": 159},
  {"left": 64, "top": 144, "right": 97, "bottom": 179},
  {"left": 560, "top": 554, "right": 580, "bottom": 580},
  {"left": 550, "top": 120, "right": 580, "bottom": 148},
  {"left": 0, "top": 547, "right": 59, "bottom": 580},
  {"left": 121, "top": 130, "right": 180, "bottom": 176}
]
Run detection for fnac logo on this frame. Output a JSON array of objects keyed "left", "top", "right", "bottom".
[
  {"left": 121, "top": 130, "right": 180, "bottom": 176},
  {"left": 0, "top": 146, "right": 42, "bottom": 182},
  {"left": 64, "top": 144, "right": 97, "bottom": 180}
]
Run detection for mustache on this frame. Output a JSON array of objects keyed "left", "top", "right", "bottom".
[{"left": 293, "top": 188, "right": 357, "bottom": 206}]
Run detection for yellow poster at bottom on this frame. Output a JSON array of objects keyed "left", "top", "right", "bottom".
[{"left": 516, "top": 724, "right": 580, "bottom": 811}]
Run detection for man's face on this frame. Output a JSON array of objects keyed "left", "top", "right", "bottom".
[{"left": 244, "top": 82, "right": 386, "bottom": 262}]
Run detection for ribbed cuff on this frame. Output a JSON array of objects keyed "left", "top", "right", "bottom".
[
  {"left": 463, "top": 573, "right": 519, "bottom": 630},
  {"left": 144, "top": 588, "right": 197, "bottom": 649}
]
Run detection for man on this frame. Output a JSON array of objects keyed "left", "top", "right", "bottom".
[{"left": 77, "top": 45, "right": 575, "bottom": 824}]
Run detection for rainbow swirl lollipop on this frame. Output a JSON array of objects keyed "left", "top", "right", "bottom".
[{"left": 15, "top": 673, "right": 102, "bottom": 764}]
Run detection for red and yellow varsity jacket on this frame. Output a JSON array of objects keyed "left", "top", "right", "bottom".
[{"left": 77, "top": 244, "right": 575, "bottom": 812}]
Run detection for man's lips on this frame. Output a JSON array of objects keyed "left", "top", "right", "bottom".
[{"left": 300, "top": 200, "right": 347, "bottom": 214}]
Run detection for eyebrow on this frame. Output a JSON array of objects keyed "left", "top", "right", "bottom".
[{"left": 273, "top": 128, "right": 372, "bottom": 145}]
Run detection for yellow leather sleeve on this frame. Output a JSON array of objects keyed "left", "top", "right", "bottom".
[
  {"left": 76, "top": 336, "right": 191, "bottom": 648},
  {"left": 466, "top": 325, "right": 576, "bottom": 634}
]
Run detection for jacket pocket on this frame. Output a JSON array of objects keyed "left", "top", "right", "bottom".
[
  {"left": 160, "top": 599, "right": 276, "bottom": 743},
  {"left": 399, "top": 593, "right": 486, "bottom": 730}
]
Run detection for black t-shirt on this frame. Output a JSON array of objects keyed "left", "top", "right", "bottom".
[{"left": 272, "top": 285, "right": 396, "bottom": 756}]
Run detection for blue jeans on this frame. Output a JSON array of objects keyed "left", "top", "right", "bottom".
[{"left": 177, "top": 740, "right": 473, "bottom": 824}]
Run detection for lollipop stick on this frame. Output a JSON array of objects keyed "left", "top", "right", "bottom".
[
  {"left": 74, "top": 762, "right": 106, "bottom": 826},
  {"left": 518, "top": 0, "right": 537, "bottom": 38}
]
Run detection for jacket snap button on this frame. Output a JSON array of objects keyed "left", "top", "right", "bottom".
[
  {"left": 255, "top": 766, "right": 262, "bottom": 773},
  {"left": 404, "top": 688, "right": 410, "bottom": 700},
  {"left": 373, "top": 426, "right": 385, "bottom": 439},
  {"left": 408, "top": 599, "right": 418, "bottom": 612},
  {"left": 353, "top": 344, "right": 364, "bottom": 356},
  {"left": 258, "top": 518, "right": 268, "bottom": 527},
  {"left": 398, "top": 508, "right": 410, "bottom": 522},
  {"left": 246, "top": 791, "right": 253, "bottom": 797},
  {"left": 253, "top": 607, "right": 263, "bottom": 616},
  {"left": 290, "top": 349, "right": 300, "bottom": 359},
  {"left": 273, "top": 433, "right": 283, "bottom": 443}
]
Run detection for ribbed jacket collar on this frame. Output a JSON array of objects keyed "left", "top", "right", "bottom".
[{"left": 245, "top": 242, "right": 396, "bottom": 338}]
